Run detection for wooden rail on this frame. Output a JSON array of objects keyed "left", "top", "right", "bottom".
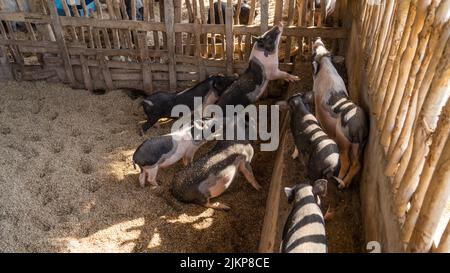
[{"left": 0, "top": 0, "right": 347, "bottom": 92}]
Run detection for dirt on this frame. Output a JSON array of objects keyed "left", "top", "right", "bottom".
[{"left": 0, "top": 80, "right": 276, "bottom": 253}]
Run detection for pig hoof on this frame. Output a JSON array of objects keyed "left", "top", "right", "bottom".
[
  {"left": 253, "top": 183, "right": 263, "bottom": 191},
  {"left": 208, "top": 202, "right": 231, "bottom": 211},
  {"left": 285, "top": 74, "right": 299, "bottom": 82}
]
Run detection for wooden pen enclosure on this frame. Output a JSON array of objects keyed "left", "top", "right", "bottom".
[
  {"left": 0, "top": 0, "right": 449, "bottom": 253},
  {"left": 0, "top": 0, "right": 347, "bottom": 92}
]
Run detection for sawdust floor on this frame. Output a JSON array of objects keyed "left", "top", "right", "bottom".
[{"left": 0, "top": 80, "right": 276, "bottom": 253}]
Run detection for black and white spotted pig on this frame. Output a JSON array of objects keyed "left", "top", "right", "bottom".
[
  {"left": 171, "top": 140, "right": 261, "bottom": 210},
  {"left": 312, "top": 38, "right": 368, "bottom": 188},
  {"left": 282, "top": 180, "right": 328, "bottom": 253},
  {"left": 288, "top": 93, "right": 343, "bottom": 188},
  {"left": 141, "top": 74, "right": 237, "bottom": 132},
  {"left": 133, "top": 119, "right": 216, "bottom": 188},
  {"left": 217, "top": 21, "right": 299, "bottom": 110}
]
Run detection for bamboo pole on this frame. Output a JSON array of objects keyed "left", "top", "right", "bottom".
[
  {"left": 367, "top": 0, "right": 395, "bottom": 91},
  {"left": 373, "top": 0, "right": 411, "bottom": 120},
  {"left": 384, "top": 0, "right": 437, "bottom": 176},
  {"left": 392, "top": 3, "right": 450, "bottom": 186},
  {"left": 378, "top": 0, "right": 418, "bottom": 135},
  {"left": 402, "top": 98, "right": 450, "bottom": 246},
  {"left": 371, "top": 2, "right": 397, "bottom": 96},
  {"left": 435, "top": 220, "right": 450, "bottom": 252},
  {"left": 392, "top": 3, "right": 450, "bottom": 184},
  {"left": 381, "top": 0, "right": 432, "bottom": 152},
  {"left": 395, "top": 41, "right": 450, "bottom": 219},
  {"left": 407, "top": 135, "right": 450, "bottom": 252},
  {"left": 364, "top": 1, "right": 384, "bottom": 60}
]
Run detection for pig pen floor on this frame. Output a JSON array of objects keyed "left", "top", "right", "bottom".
[
  {"left": 0, "top": 81, "right": 276, "bottom": 252},
  {"left": 273, "top": 63, "right": 364, "bottom": 253}
]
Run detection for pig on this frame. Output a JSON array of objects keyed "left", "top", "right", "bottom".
[
  {"left": 132, "top": 119, "right": 217, "bottom": 188},
  {"left": 141, "top": 74, "right": 238, "bottom": 132},
  {"left": 207, "top": 0, "right": 258, "bottom": 25},
  {"left": 217, "top": 21, "right": 299, "bottom": 110},
  {"left": 312, "top": 38, "right": 369, "bottom": 188},
  {"left": 282, "top": 179, "right": 328, "bottom": 253},
  {"left": 287, "top": 93, "right": 343, "bottom": 188},
  {"left": 171, "top": 140, "right": 261, "bottom": 210}
]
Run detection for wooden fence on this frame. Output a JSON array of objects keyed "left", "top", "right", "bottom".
[
  {"left": 0, "top": 0, "right": 348, "bottom": 93},
  {"left": 347, "top": 0, "right": 450, "bottom": 252}
]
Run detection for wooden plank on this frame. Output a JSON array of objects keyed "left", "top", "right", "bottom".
[
  {"left": 0, "top": 46, "right": 12, "bottom": 80},
  {"left": 258, "top": 100, "right": 290, "bottom": 253},
  {"left": 48, "top": 0, "right": 76, "bottom": 87},
  {"left": 80, "top": 54, "right": 93, "bottom": 90},
  {"left": 260, "top": 0, "right": 269, "bottom": 33},
  {"left": 164, "top": 0, "right": 177, "bottom": 91},
  {"left": 98, "top": 54, "right": 114, "bottom": 90},
  {"left": 225, "top": 0, "right": 233, "bottom": 75},
  {"left": 138, "top": 32, "right": 153, "bottom": 93}
]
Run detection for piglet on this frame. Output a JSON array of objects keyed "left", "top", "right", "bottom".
[
  {"left": 171, "top": 140, "right": 261, "bottom": 210},
  {"left": 133, "top": 119, "right": 216, "bottom": 188},
  {"left": 282, "top": 179, "right": 328, "bottom": 253},
  {"left": 288, "top": 93, "right": 343, "bottom": 188},
  {"left": 141, "top": 74, "right": 237, "bottom": 132},
  {"left": 312, "top": 38, "right": 369, "bottom": 188}
]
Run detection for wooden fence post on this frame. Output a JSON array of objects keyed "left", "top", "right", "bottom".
[
  {"left": 48, "top": 0, "right": 76, "bottom": 87},
  {"left": 164, "top": 0, "right": 177, "bottom": 91}
]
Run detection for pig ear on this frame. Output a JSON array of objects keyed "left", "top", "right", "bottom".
[
  {"left": 284, "top": 187, "right": 295, "bottom": 203},
  {"left": 303, "top": 91, "right": 314, "bottom": 104},
  {"left": 312, "top": 179, "right": 327, "bottom": 196}
]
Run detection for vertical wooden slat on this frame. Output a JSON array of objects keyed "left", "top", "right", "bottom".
[
  {"left": 225, "top": 0, "right": 233, "bottom": 75},
  {"left": 244, "top": 0, "right": 256, "bottom": 60},
  {"left": 48, "top": 0, "right": 76, "bottom": 87},
  {"left": 106, "top": 0, "right": 120, "bottom": 49},
  {"left": 139, "top": 32, "right": 153, "bottom": 93},
  {"left": 164, "top": 0, "right": 177, "bottom": 91},
  {"left": 260, "top": 0, "right": 269, "bottom": 33},
  {"left": 0, "top": 46, "right": 13, "bottom": 80},
  {"left": 284, "top": 0, "right": 296, "bottom": 64},
  {"left": 174, "top": 0, "right": 182, "bottom": 54},
  {"left": 195, "top": 17, "right": 206, "bottom": 80},
  {"left": 209, "top": 0, "right": 217, "bottom": 57}
]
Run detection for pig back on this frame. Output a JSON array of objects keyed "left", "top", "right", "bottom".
[
  {"left": 133, "top": 135, "right": 174, "bottom": 167},
  {"left": 171, "top": 141, "right": 251, "bottom": 196},
  {"left": 282, "top": 184, "right": 327, "bottom": 253}
]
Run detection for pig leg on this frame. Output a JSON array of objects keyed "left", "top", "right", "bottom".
[
  {"left": 337, "top": 148, "right": 350, "bottom": 188},
  {"left": 144, "top": 166, "right": 159, "bottom": 187},
  {"left": 342, "top": 143, "right": 362, "bottom": 188},
  {"left": 204, "top": 200, "right": 231, "bottom": 211},
  {"left": 139, "top": 170, "right": 147, "bottom": 188},
  {"left": 273, "top": 70, "right": 300, "bottom": 82},
  {"left": 238, "top": 159, "right": 262, "bottom": 191},
  {"left": 183, "top": 145, "right": 199, "bottom": 166},
  {"left": 291, "top": 146, "right": 299, "bottom": 160}
]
